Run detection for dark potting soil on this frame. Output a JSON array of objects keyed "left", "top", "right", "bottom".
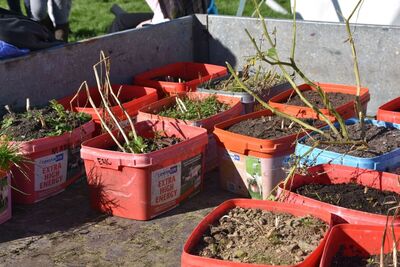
[
  {"left": 205, "top": 70, "right": 286, "bottom": 98},
  {"left": 134, "top": 136, "right": 181, "bottom": 153},
  {"left": 227, "top": 116, "right": 319, "bottom": 139},
  {"left": 285, "top": 90, "right": 355, "bottom": 109},
  {"left": 111, "top": 135, "right": 182, "bottom": 153},
  {"left": 304, "top": 123, "right": 400, "bottom": 157},
  {"left": 331, "top": 246, "right": 400, "bottom": 267},
  {"left": 0, "top": 102, "right": 91, "bottom": 141},
  {"left": 194, "top": 207, "right": 327, "bottom": 265},
  {"left": 295, "top": 183, "right": 400, "bottom": 215}
]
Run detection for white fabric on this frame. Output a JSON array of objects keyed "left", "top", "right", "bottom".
[
  {"left": 293, "top": 0, "right": 400, "bottom": 26},
  {"left": 145, "top": 0, "right": 170, "bottom": 24}
]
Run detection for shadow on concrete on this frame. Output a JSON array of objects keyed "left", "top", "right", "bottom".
[{"left": 0, "top": 170, "right": 239, "bottom": 244}]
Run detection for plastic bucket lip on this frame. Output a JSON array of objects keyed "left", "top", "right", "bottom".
[
  {"left": 137, "top": 91, "right": 242, "bottom": 132},
  {"left": 377, "top": 96, "right": 400, "bottom": 123},
  {"left": 268, "top": 82, "right": 370, "bottom": 118},
  {"left": 9, "top": 120, "right": 95, "bottom": 154},
  {"left": 198, "top": 81, "right": 292, "bottom": 103},
  {"left": 133, "top": 62, "right": 228, "bottom": 94},
  {"left": 80, "top": 120, "right": 208, "bottom": 168},
  {"left": 278, "top": 163, "right": 400, "bottom": 225},
  {"left": 320, "top": 224, "right": 400, "bottom": 267},
  {"left": 181, "top": 198, "right": 334, "bottom": 267},
  {"left": 197, "top": 87, "right": 255, "bottom": 103},
  {"left": 58, "top": 85, "right": 158, "bottom": 120},
  {"left": 378, "top": 96, "right": 400, "bottom": 112},
  {"left": 77, "top": 87, "right": 156, "bottom": 113},
  {"left": 296, "top": 118, "right": 400, "bottom": 161},
  {"left": 213, "top": 109, "right": 326, "bottom": 154},
  {"left": 134, "top": 62, "right": 227, "bottom": 80}
]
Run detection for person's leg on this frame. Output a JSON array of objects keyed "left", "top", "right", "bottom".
[
  {"left": 7, "top": 0, "right": 22, "bottom": 15},
  {"left": 108, "top": 13, "right": 153, "bottom": 33},
  {"left": 24, "top": 0, "right": 32, "bottom": 17},
  {"left": 50, "top": 0, "right": 71, "bottom": 41},
  {"left": 30, "top": 0, "right": 54, "bottom": 32},
  {"left": 29, "top": 0, "right": 48, "bottom": 21}
]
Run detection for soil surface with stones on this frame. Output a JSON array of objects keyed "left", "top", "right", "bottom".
[
  {"left": 0, "top": 106, "right": 90, "bottom": 141},
  {"left": 0, "top": 171, "right": 237, "bottom": 267},
  {"left": 304, "top": 123, "right": 400, "bottom": 157},
  {"left": 284, "top": 90, "right": 355, "bottom": 109},
  {"left": 227, "top": 116, "right": 319, "bottom": 139},
  {"left": 331, "top": 246, "right": 400, "bottom": 267},
  {"left": 194, "top": 207, "right": 328, "bottom": 265},
  {"left": 295, "top": 183, "right": 400, "bottom": 215}
]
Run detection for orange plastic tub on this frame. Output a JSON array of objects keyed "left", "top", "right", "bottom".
[
  {"left": 377, "top": 96, "right": 400, "bottom": 123},
  {"left": 80, "top": 120, "right": 208, "bottom": 221},
  {"left": 269, "top": 83, "right": 370, "bottom": 120},
  {"left": 320, "top": 224, "right": 400, "bottom": 267},
  {"left": 133, "top": 62, "right": 227, "bottom": 97},
  {"left": 58, "top": 84, "right": 158, "bottom": 133},
  {"left": 11, "top": 120, "right": 95, "bottom": 204},
  {"left": 181, "top": 199, "right": 334, "bottom": 267},
  {"left": 213, "top": 109, "right": 323, "bottom": 199},
  {"left": 137, "top": 92, "right": 242, "bottom": 172},
  {"left": 0, "top": 170, "right": 11, "bottom": 224}
]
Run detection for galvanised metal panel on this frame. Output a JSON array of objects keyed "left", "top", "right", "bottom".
[
  {"left": 0, "top": 17, "right": 194, "bottom": 113},
  {"left": 207, "top": 15, "right": 400, "bottom": 114}
]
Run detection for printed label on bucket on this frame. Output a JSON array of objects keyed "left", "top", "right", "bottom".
[
  {"left": 34, "top": 150, "right": 68, "bottom": 192},
  {"left": 246, "top": 157, "right": 263, "bottom": 199},
  {"left": 0, "top": 175, "right": 8, "bottom": 216},
  {"left": 151, "top": 164, "right": 182, "bottom": 206},
  {"left": 151, "top": 154, "right": 202, "bottom": 209},
  {"left": 219, "top": 149, "right": 287, "bottom": 199}
]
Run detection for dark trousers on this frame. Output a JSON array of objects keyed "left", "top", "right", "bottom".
[
  {"left": 7, "top": 0, "right": 31, "bottom": 17},
  {"left": 108, "top": 12, "right": 153, "bottom": 33}
]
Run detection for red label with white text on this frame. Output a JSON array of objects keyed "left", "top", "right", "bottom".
[
  {"left": 34, "top": 151, "right": 68, "bottom": 191},
  {"left": 151, "top": 164, "right": 181, "bottom": 206},
  {"left": 150, "top": 154, "right": 202, "bottom": 212}
]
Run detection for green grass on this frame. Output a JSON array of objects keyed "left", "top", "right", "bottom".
[{"left": 0, "top": 0, "right": 290, "bottom": 41}]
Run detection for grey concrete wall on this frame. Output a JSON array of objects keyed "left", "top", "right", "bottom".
[
  {"left": 2, "top": 14, "right": 399, "bottom": 115},
  {"left": 207, "top": 15, "right": 400, "bottom": 114},
  {"left": 0, "top": 16, "right": 194, "bottom": 112}
]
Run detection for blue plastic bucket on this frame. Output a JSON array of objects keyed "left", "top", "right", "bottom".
[{"left": 295, "top": 118, "right": 400, "bottom": 171}]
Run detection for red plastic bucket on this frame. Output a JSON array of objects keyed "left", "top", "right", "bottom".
[
  {"left": 58, "top": 84, "right": 158, "bottom": 134},
  {"left": 269, "top": 83, "right": 370, "bottom": 120},
  {"left": 181, "top": 199, "right": 334, "bottom": 267},
  {"left": 133, "top": 62, "right": 227, "bottom": 97},
  {"left": 11, "top": 120, "right": 95, "bottom": 204},
  {"left": 137, "top": 91, "right": 242, "bottom": 172},
  {"left": 0, "top": 170, "right": 11, "bottom": 224},
  {"left": 80, "top": 120, "right": 208, "bottom": 221},
  {"left": 320, "top": 224, "right": 400, "bottom": 267},
  {"left": 278, "top": 164, "right": 400, "bottom": 225},
  {"left": 377, "top": 96, "right": 400, "bottom": 123}
]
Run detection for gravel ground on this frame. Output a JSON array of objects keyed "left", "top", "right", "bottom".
[{"left": 0, "top": 171, "right": 236, "bottom": 267}]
